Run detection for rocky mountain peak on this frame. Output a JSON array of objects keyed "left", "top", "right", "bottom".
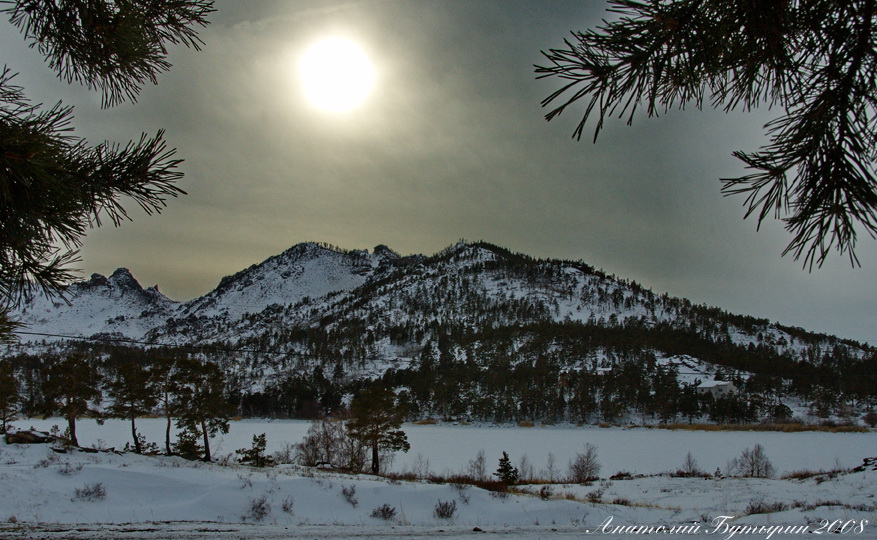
[
  {"left": 108, "top": 268, "right": 142, "bottom": 290},
  {"left": 373, "top": 244, "right": 400, "bottom": 259}
]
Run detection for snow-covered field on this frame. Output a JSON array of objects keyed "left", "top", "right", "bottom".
[{"left": 2, "top": 419, "right": 876, "bottom": 539}]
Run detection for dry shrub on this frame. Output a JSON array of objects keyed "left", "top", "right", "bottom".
[
  {"left": 243, "top": 495, "right": 271, "bottom": 521},
  {"left": 370, "top": 503, "right": 397, "bottom": 520},
  {"left": 72, "top": 482, "right": 106, "bottom": 502},
  {"left": 434, "top": 500, "right": 457, "bottom": 519},
  {"left": 341, "top": 484, "right": 358, "bottom": 507},
  {"left": 745, "top": 500, "right": 788, "bottom": 515},
  {"left": 296, "top": 417, "right": 366, "bottom": 472},
  {"left": 466, "top": 449, "right": 487, "bottom": 481},
  {"left": 727, "top": 444, "right": 775, "bottom": 478},
  {"left": 568, "top": 443, "right": 600, "bottom": 483}
]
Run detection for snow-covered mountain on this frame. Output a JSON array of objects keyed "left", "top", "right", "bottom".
[
  {"left": 175, "top": 243, "right": 399, "bottom": 320},
  {"left": 7, "top": 240, "right": 872, "bottom": 406},
  {"left": 15, "top": 267, "right": 178, "bottom": 341}
]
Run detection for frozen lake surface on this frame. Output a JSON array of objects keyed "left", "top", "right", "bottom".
[{"left": 16, "top": 417, "right": 877, "bottom": 476}]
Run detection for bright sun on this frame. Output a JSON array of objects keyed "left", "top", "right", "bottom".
[{"left": 299, "top": 37, "right": 376, "bottom": 113}]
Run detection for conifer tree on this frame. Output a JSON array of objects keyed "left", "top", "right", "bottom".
[
  {"left": 346, "top": 386, "right": 410, "bottom": 474},
  {"left": 236, "top": 433, "right": 274, "bottom": 468},
  {"left": 0, "top": 359, "right": 19, "bottom": 432},
  {"left": 494, "top": 451, "right": 519, "bottom": 485},
  {"left": 172, "top": 358, "right": 233, "bottom": 461},
  {"left": 41, "top": 354, "right": 102, "bottom": 447},
  {"left": 107, "top": 361, "right": 157, "bottom": 453}
]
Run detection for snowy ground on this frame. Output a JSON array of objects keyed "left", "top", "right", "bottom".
[{"left": 2, "top": 419, "right": 876, "bottom": 539}]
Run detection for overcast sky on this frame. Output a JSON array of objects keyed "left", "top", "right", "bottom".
[{"left": 3, "top": 0, "right": 875, "bottom": 345}]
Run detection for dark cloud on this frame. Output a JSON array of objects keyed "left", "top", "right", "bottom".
[{"left": 3, "top": 0, "right": 874, "bottom": 344}]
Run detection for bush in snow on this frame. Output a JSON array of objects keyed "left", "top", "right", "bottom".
[
  {"left": 341, "top": 484, "right": 358, "bottom": 507},
  {"left": 673, "top": 451, "right": 706, "bottom": 477},
  {"left": 518, "top": 453, "right": 534, "bottom": 483},
  {"left": 370, "top": 503, "right": 397, "bottom": 521},
  {"left": 172, "top": 428, "right": 204, "bottom": 461},
  {"left": 73, "top": 482, "right": 106, "bottom": 502},
  {"left": 585, "top": 487, "right": 604, "bottom": 503},
  {"left": 543, "top": 452, "right": 559, "bottom": 482},
  {"left": 568, "top": 443, "right": 600, "bottom": 483},
  {"left": 727, "top": 443, "right": 775, "bottom": 478},
  {"left": 34, "top": 452, "right": 59, "bottom": 469},
  {"left": 466, "top": 449, "right": 487, "bottom": 481},
  {"left": 539, "top": 485, "right": 553, "bottom": 500},
  {"left": 281, "top": 496, "right": 294, "bottom": 514},
  {"left": 243, "top": 495, "right": 271, "bottom": 521},
  {"left": 123, "top": 433, "right": 159, "bottom": 455},
  {"left": 745, "top": 500, "right": 789, "bottom": 515},
  {"left": 434, "top": 499, "right": 457, "bottom": 520},
  {"left": 237, "top": 473, "right": 253, "bottom": 489},
  {"left": 58, "top": 460, "right": 83, "bottom": 476},
  {"left": 296, "top": 417, "right": 366, "bottom": 472},
  {"left": 273, "top": 442, "right": 297, "bottom": 465}
]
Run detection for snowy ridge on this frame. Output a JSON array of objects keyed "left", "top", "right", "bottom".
[
  {"left": 14, "top": 268, "right": 178, "bottom": 341},
  {"left": 7, "top": 240, "right": 870, "bottom": 382},
  {"left": 175, "top": 242, "right": 392, "bottom": 320}
]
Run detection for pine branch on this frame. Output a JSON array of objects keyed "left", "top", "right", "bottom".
[
  {"left": 1, "top": 0, "right": 215, "bottom": 107},
  {"left": 537, "top": 0, "right": 877, "bottom": 268},
  {"left": 0, "top": 70, "right": 185, "bottom": 306}
]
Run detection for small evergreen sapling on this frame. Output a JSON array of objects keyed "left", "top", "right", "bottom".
[
  {"left": 173, "top": 428, "right": 203, "bottom": 461},
  {"left": 494, "top": 451, "right": 519, "bottom": 485},
  {"left": 236, "top": 433, "right": 274, "bottom": 467}
]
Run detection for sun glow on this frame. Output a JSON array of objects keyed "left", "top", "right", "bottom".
[{"left": 299, "top": 37, "right": 376, "bottom": 113}]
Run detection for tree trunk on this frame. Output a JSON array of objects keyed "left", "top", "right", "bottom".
[
  {"left": 164, "top": 401, "right": 172, "bottom": 455},
  {"left": 131, "top": 416, "right": 141, "bottom": 454},
  {"left": 371, "top": 441, "right": 379, "bottom": 474},
  {"left": 67, "top": 412, "right": 78, "bottom": 447},
  {"left": 201, "top": 419, "right": 211, "bottom": 462}
]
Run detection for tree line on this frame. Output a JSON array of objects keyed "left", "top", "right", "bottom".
[
  {"left": 2, "top": 314, "right": 875, "bottom": 431},
  {"left": 0, "top": 350, "right": 412, "bottom": 473},
  {"left": 0, "top": 353, "right": 233, "bottom": 461}
]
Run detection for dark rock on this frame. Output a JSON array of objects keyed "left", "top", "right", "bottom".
[{"left": 5, "top": 430, "right": 52, "bottom": 444}]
